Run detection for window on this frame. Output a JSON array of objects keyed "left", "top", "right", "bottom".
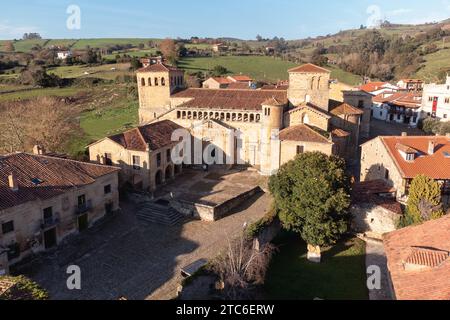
[
  {"left": 141, "top": 78, "right": 145, "bottom": 86},
  {"left": 444, "top": 114, "right": 448, "bottom": 119},
  {"left": 358, "top": 100, "right": 364, "bottom": 108},
  {"left": 148, "top": 78, "right": 152, "bottom": 86},
  {"left": 405, "top": 153, "right": 415, "bottom": 162},
  {"left": 43, "top": 207, "right": 53, "bottom": 220},
  {"left": 167, "top": 149, "right": 171, "bottom": 162},
  {"left": 156, "top": 153, "right": 162, "bottom": 167},
  {"left": 428, "top": 96, "right": 433, "bottom": 102},
  {"left": 2, "top": 221, "right": 14, "bottom": 234},
  {"left": 161, "top": 77, "right": 165, "bottom": 86},
  {"left": 385, "top": 169, "right": 390, "bottom": 180},
  {"left": 154, "top": 77, "right": 159, "bottom": 86},
  {"left": 104, "top": 153, "right": 112, "bottom": 165},
  {"left": 132, "top": 155, "right": 141, "bottom": 170},
  {"left": 445, "top": 98, "right": 450, "bottom": 104},
  {"left": 78, "top": 195, "right": 86, "bottom": 207},
  {"left": 104, "top": 184, "right": 112, "bottom": 194},
  {"left": 296, "top": 145, "right": 305, "bottom": 155}
]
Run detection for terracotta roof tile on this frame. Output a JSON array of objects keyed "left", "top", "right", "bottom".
[
  {"left": 330, "top": 103, "right": 364, "bottom": 116},
  {"left": 359, "top": 82, "right": 396, "bottom": 93},
  {"left": 288, "top": 63, "right": 330, "bottom": 74},
  {"left": 279, "top": 124, "right": 332, "bottom": 144},
  {"left": 383, "top": 215, "right": 450, "bottom": 300},
  {"left": 108, "top": 120, "right": 183, "bottom": 152},
  {"left": 137, "top": 63, "right": 181, "bottom": 73},
  {"left": 0, "top": 153, "right": 119, "bottom": 211},
  {"left": 381, "top": 136, "right": 450, "bottom": 179},
  {"left": 209, "top": 77, "right": 233, "bottom": 85},
  {"left": 172, "top": 88, "right": 287, "bottom": 111},
  {"left": 228, "top": 75, "right": 253, "bottom": 82}
]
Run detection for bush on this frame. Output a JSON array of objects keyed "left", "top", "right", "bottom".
[
  {"left": 0, "top": 276, "right": 49, "bottom": 300},
  {"left": 421, "top": 117, "right": 441, "bottom": 134}
]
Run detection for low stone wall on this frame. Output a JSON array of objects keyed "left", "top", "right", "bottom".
[
  {"left": 172, "top": 187, "right": 263, "bottom": 222},
  {"left": 351, "top": 204, "right": 400, "bottom": 239}
]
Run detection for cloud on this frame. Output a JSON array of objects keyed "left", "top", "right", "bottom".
[{"left": 0, "top": 21, "right": 39, "bottom": 39}]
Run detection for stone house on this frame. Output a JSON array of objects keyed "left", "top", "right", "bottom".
[
  {"left": 88, "top": 120, "right": 184, "bottom": 192},
  {"left": 202, "top": 77, "right": 233, "bottom": 89},
  {"left": 0, "top": 153, "right": 120, "bottom": 275},
  {"left": 383, "top": 214, "right": 450, "bottom": 300},
  {"left": 350, "top": 180, "right": 402, "bottom": 239},
  {"left": 360, "top": 135, "right": 450, "bottom": 204}
]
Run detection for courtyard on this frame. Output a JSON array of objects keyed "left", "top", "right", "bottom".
[{"left": 12, "top": 169, "right": 271, "bottom": 300}]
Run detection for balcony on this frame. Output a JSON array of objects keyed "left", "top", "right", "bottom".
[
  {"left": 75, "top": 200, "right": 93, "bottom": 215},
  {"left": 40, "top": 216, "right": 60, "bottom": 230}
]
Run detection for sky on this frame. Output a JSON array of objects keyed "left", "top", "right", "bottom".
[{"left": 1, "top": 0, "right": 450, "bottom": 40}]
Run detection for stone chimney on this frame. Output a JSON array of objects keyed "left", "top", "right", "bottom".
[
  {"left": 428, "top": 140, "right": 436, "bottom": 155},
  {"left": 32, "top": 145, "right": 45, "bottom": 155},
  {"left": 8, "top": 173, "right": 18, "bottom": 192}
]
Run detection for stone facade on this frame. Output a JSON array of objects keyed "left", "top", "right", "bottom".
[
  {"left": 288, "top": 68, "right": 330, "bottom": 110},
  {"left": 351, "top": 203, "right": 400, "bottom": 239}
]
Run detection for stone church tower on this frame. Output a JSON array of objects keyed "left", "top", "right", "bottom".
[
  {"left": 136, "top": 63, "right": 185, "bottom": 124},
  {"left": 287, "top": 63, "right": 331, "bottom": 111}
]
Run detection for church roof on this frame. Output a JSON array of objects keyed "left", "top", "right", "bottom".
[
  {"left": 288, "top": 63, "right": 330, "bottom": 74},
  {"left": 279, "top": 124, "right": 332, "bottom": 144},
  {"left": 262, "top": 97, "right": 285, "bottom": 106},
  {"left": 137, "top": 63, "right": 181, "bottom": 73},
  {"left": 330, "top": 103, "right": 364, "bottom": 116},
  {"left": 172, "top": 88, "right": 288, "bottom": 111}
]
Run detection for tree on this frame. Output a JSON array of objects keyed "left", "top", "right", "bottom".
[
  {"left": 211, "top": 65, "right": 229, "bottom": 76},
  {"left": 256, "top": 35, "right": 263, "bottom": 42},
  {"left": 81, "top": 49, "right": 99, "bottom": 64},
  {"left": 22, "top": 33, "right": 42, "bottom": 40},
  {"left": 269, "top": 152, "right": 351, "bottom": 257},
  {"left": 130, "top": 57, "right": 142, "bottom": 71},
  {"left": 18, "top": 68, "right": 61, "bottom": 87},
  {"left": 311, "top": 53, "right": 329, "bottom": 67},
  {"left": 4, "top": 41, "right": 15, "bottom": 52},
  {"left": 159, "top": 38, "right": 178, "bottom": 65},
  {"left": 401, "top": 175, "right": 445, "bottom": 227}
]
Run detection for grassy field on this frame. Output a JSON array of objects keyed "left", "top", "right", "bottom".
[
  {"left": 416, "top": 47, "right": 450, "bottom": 83},
  {"left": 103, "top": 49, "right": 158, "bottom": 60},
  {"left": 12, "top": 39, "right": 49, "bottom": 52},
  {"left": 47, "top": 63, "right": 132, "bottom": 80},
  {"left": 0, "top": 86, "right": 85, "bottom": 102},
  {"left": 71, "top": 38, "right": 158, "bottom": 50},
  {"left": 265, "top": 232, "right": 368, "bottom": 300},
  {"left": 179, "top": 56, "right": 361, "bottom": 85}
]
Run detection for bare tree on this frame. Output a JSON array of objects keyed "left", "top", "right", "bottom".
[
  {"left": 210, "top": 232, "right": 276, "bottom": 300},
  {"left": 159, "top": 38, "right": 178, "bottom": 64},
  {"left": 0, "top": 97, "right": 78, "bottom": 154}
]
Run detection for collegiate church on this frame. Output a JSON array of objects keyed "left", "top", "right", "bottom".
[{"left": 89, "top": 62, "right": 372, "bottom": 191}]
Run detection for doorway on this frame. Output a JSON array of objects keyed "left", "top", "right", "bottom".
[
  {"left": 78, "top": 214, "right": 89, "bottom": 232},
  {"left": 44, "top": 228, "right": 57, "bottom": 249}
]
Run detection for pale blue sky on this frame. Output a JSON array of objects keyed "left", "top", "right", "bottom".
[{"left": 1, "top": 0, "right": 450, "bottom": 40}]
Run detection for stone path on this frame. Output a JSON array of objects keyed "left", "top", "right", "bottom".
[
  {"left": 365, "top": 239, "right": 393, "bottom": 300},
  {"left": 16, "top": 193, "right": 270, "bottom": 300}
]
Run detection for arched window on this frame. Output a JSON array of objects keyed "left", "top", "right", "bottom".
[
  {"left": 161, "top": 77, "right": 166, "bottom": 86},
  {"left": 317, "top": 77, "right": 322, "bottom": 89},
  {"left": 141, "top": 78, "right": 145, "bottom": 86},
  {"left": 311, "top": 77, "right": 315, "bottom": 90},
  {"left": 154, "top": 77, "right": 159, "bottom": 86}
]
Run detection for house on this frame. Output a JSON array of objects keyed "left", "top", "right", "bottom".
[
  {"left": 397, "top": 79, "right": 424, "bottom": 92},
  {"left": 421, "top": 76, "right": 450, "bottom": 122},
  {"left": 56, "top": 51, "right": 72, "bottom": 60},
  {"left": 372, "top": 92, "right": 422, "bottom": 127},
  {"left": 359, "top": 82, "right": 401, "bottom": 96},
  {"left": 202, "top": 77, "right": 233, "bottom": 89},
  {"left": 0, "top": 153, "right": 120, "bottom": 275},
  {"left": 383, "top": 214, "right": 450, "bottom": 300},
  {"left": 350, "top": 180, "right": 402, "bottom": 239},
  {"left": 202, "top": 75, "right": 254, "bottom": 89},
  {"left": 88, "top": 120, "right": 184, "bottom": 192},
  {"left": 227, "top": 75, "right": 253, "bottom": 83},
  {"left": 212, "top": 43, "right": 228, "bottom": 53},
  {"left": 360, "top": 135, "right": 450, "bottom": 204}
]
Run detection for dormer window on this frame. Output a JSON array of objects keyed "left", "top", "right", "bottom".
[
  {"left": 396, "top": 143, "right": 418, "bottom": 162},
  {"left": 405, "top": 153, "right": 415, "bottom": 162}
]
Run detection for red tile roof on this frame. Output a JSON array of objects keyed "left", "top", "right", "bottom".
[
  {"left": 228, "top": 75, "right": 253, "bottom": 82},
  {"left": 383, "top": 215, "right": 450, "bottom": 300},
  {"left": 359, "top": 82, "right": 394, "bottom": 93},
  {"left": 107, "top": 120, "right": 183, "bottom": 152},
  {"left": 0, "top": 153, "right": 119, "bottom": 211},
  {"left": 288, "top": 63, "right": 330, "bottom": 74},
  {"left": 331, "top": 128, "right": 350, "bottom": 138},
  {"left": 226, "top": 82, "right": 251, "bottom": 90},
  {"left": 137, "top": 63, "right": 181, "bottom": 73},
  {"left": 330, "top": 103, "right": 364, "bottom": 116},
  {"left": 279, "top": 124, "right": 332, "bottom": 144},
  {"left": 172, "top": 88, "right": 288, "bottom": 111},
  {"left": 351, "top": 180, "right": 402, "bottom": 214},
  {"left": 381, "top": 136, "right": 450, "bottom": 179},
  {"left": 209, "top": 77, "right": 232, "bottom": 85}
]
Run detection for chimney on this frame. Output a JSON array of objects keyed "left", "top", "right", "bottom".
[
  {"left": 428, "top": 140, "right": 436, "bottom": 155},
  {"left": 32, "top": 145, "right": 45, "bottom": 155},
  {"left": 401, "top": 132, "right": 408, "bottom": 137},
  {"left": 8, "top": 173, "right": 18, "bottom": 191}
]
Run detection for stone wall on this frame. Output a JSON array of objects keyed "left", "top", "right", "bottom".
[
  {"left": 280, "top": 140, "right": 333, "bottom": 166},
  {"left": 351, "top": 203, "right": 400, "bottom": 239}
]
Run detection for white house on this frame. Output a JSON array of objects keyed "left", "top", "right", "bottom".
[
  {"left": 359, "top": 82, "right": 401, "bottom": 96},
  {"left": 421, "top": 76, "right": 450, "bottom": 122},
  {"left": 372, "top": 92, "right": 422, "bottom": 127},
  {"left": 57, "top": 51, "right": 72, "bottom": 60}
]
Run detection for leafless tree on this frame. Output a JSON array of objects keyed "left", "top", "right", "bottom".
[{"left": 210, "top": 232, "right": 277, "bottom": 300}]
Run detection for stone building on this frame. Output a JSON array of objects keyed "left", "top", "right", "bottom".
[
  {"left": 360, "top": 135, "right": 450, "bottom": 204},
  {"left": 90, "top": 62, "right": 372, "bottom": 193},
  {"left": 0, "top": 153, "right": 120, "bottom": 274},
  {"left": 88, "top": 120, "right": 184, "bottom": 192}
]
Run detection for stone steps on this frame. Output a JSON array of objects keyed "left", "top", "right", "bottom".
[{"left": 136, "top": 203, "right": 185, "bottom": 226}]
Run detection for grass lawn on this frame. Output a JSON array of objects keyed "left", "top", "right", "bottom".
[
  {"left": 265, "top": 232, "right": 368, "bottom": 300},
  {"left": 416, "top": 47, "right": 450, "bottom": 83},
  {"left": 0, "top": 87, "right": 85, "bottom": 102},
  {"left": 103, "top": 49, "right": 158, "bottom": 60},
  {"left": 71, "top": 38, "right": 159, "bottom": 50}
]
